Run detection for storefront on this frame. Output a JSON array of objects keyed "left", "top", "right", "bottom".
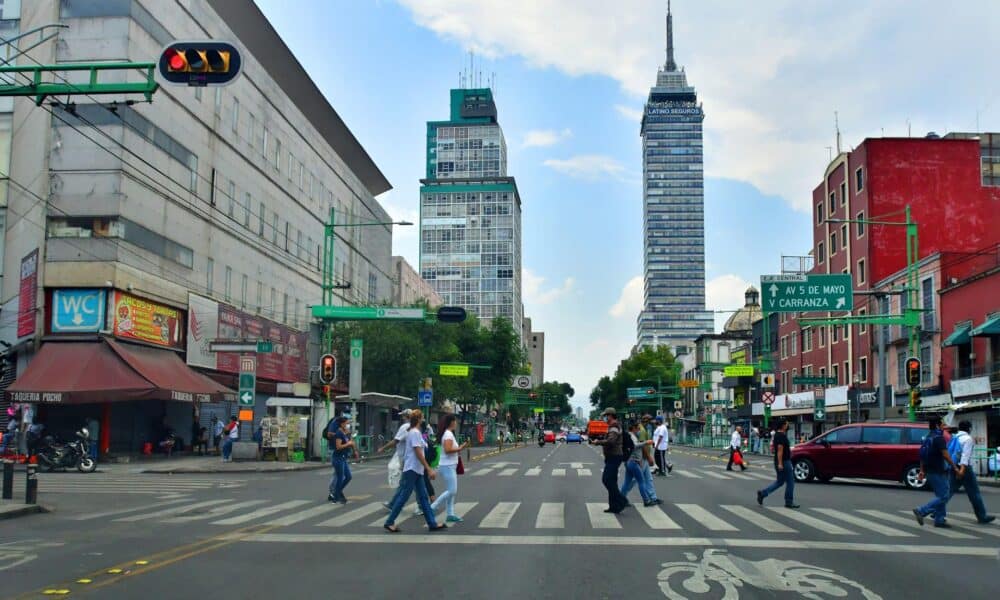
[
  {"left": 769, "top": 390, "right": 848, "bottom": 442},
  {"left": 948, "top": 376, "right": 999, "bottom": 449}
]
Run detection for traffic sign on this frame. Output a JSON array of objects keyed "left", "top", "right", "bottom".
[
  {"left": 627, "top": 387, "right": 657, "bottom": 399},
  {"left": 238, "top": 355, "right": 256, "bottom": 406},
  {"left": 440, "top": 364, "right": 470, "bottom": 377},
  {"left": 762, "top": 391, "right": 775, "bottom": 406},
  {"left": 673, "top": 410, "right": 682, "bottom": 418},
  {"left": 673, "top": 400, "right": 683, "bottom": 410},
  {"left": 761, "top": 273, "right": 853, "bottom": 312},
  {"left": 417, "top": 390, "right": 433, "bottom": 407},
  {"left": 760, "top": 373, "right": 775, "bottom": 389},
  {"left": 435, "top": 306, "right": 467, "bottom": 323},
  {"left": 814, "top": 396, "right": 826, "bottom": 421},
  {"left": 793, "top": 376, "right": 838, "bottom": 386},
  {"left": 679, "top": 379, "right": 699, "bottom": 389},
  {"left": 312, "top": 305, "right": 426, "bottom": 320},
  {"left": 256, "top": 340, "right": 273, "bottom": 353},
  {"left": 349, "top": 339, "right": 363, "bottom": 400},
  {"left": 723, "top": 365, "right": 754, "bottom": 377}
]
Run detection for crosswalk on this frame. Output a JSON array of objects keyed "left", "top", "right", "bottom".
[
  {"left": 464, "top": 463, "right": 776, "bottom": 480},
  {"left": 34, "top": 474, "right": 248, "bottom": 496},
  {"left": 69, "top": 496, "right": 1000, "bottom": 542}
]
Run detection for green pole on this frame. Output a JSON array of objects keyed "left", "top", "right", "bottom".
[{"left": 906, "top": 205, "right": 919, "bottom": 423}]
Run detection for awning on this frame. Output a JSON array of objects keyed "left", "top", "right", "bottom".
[
  {"left": 942, "top": 323, "right": 972, "bottom": 347},
  {"left": 971, "top": 314, "right": 1000, "bottom": 337},
  {"left": 6, "top": 338, "right": 232, "bottom": 404}
]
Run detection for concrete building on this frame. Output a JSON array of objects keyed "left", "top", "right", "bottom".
[
  {"left": 390, "top": 256, "right": 443, "bottom": 307},
  {"left": 1, "top": 0, "right": 394, "bottom": 453},
  {"left": 637, "top": 4, "right": 713, "bottom": 354},
  {"left": 419, "top": 87, "right": 523, "bottom": 340},
  {"left": 528, "top": 329, "right": 545, "bottom": 388}
]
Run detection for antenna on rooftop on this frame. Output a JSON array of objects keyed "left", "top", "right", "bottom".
[{"left": 834, "top": 111, "right": 842, "bottom": 155}]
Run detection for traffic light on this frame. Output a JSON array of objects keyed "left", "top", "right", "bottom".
[
  {"left": 647, "top": 388, "right": 656, "bottom": 395},
  {"left": 435, "top": 306, "right": 467, "bottom": 323},
  {"left": 319, "top": 354, "right": 336, "bottom": 385},
  {"left": 529, "top": 393, "right": 537, "bottom": 399},
  {"left": 909, "top": 388, "right": 921, "bottom": 409},
  {"left": 158, "top": 41, "right": 242, "bottom": 86},
  {"left": 905, "top": 357, "right": 921, "bottom": 387}
]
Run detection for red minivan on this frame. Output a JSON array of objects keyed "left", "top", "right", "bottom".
[{"left": 791, "top": 422, "right": 928, "bottom": 489}]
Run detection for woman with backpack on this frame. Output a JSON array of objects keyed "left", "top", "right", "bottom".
[
  {"left": 429, "top": 414, "right": 470, "bottom": 523},
  {"left": 383, "top": 410, "right": 446, "bottom": 533}
]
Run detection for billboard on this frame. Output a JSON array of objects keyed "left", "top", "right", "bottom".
[{"left": 111, "top": 291, "right": 184, "bottom": 349}]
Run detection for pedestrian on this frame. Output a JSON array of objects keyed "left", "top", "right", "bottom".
[
  {"left": 653, "top": 416, "right": 673, "bottom": 476},
  {"left": 727, "top": 425, "right": 747, "bottom": 471},
  {"left": 756, "top": 418, "right": 798, "bottom": 509},
  {"left": 377, "top": 409, "right": 412, "bottom": 510},
  {"left": 636, "top": 418, "right": 661, "bottom": 504},
  {"left": 590, "top": 407, "right": 628, "bottom": 514},
  {"left": 383, "top": 410, "right": 447, "bottom": 532},
  {"left": 419, "top": 419, "right": 438, "bottom": 506},
  {"left": 212, "top": 416, "right": 224, "bottom": 456},
  {"left": 429, "top": 414, "right": 470, "bottom": 523},
  {"left": 221, "top": 416, "right": 238, "bottom": 462},
  {"left": 750, "top": 426, "right": 760, "bottom": 454},
  {"left": 621, "top": 421, "right": 659, "bottom": 507},
  {"left": 912, "top": 416, "right": 958, "bottom": 528},
  {"left": 947, "top": 420, "right": 994, "bottom": 524},
  {"left": 327, "top": 416, "right": 358, "bottom": 503}
]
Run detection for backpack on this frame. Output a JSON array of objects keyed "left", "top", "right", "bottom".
[
  {"left": 424, "top": 438, "right": 438, "bottom": 464},
  {"left": 948, "top": 433, "right": 965, "bottom": 466},
  {"left": 325, "top": 418, "right": 337, "bottom": 440},
  {"left": 622, "top": 431, "right": 635, "bottom": 458},
  {"left": 918, "top": 431, "right": 938, "bottom": 464}
]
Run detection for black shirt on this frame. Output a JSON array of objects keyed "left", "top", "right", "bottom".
[
  {"left": 924, "top": 431, "right": 947, "bottom": 473},
  {"left": 773, "top": 431, "right": 791, "bottom": 467}
]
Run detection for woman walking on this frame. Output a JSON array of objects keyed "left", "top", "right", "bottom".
[
  {"left": 329, "top": 417, "right": 358, "bottom": 504},
  {"left": 430, "top": 414, "right": 470, "bottom": 523},
  {"left": 384, "top": 410, "right": 446, "bottom": 533}
]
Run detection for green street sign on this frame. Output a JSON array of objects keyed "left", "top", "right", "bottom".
[
  {"left": 312, "top": 305, "right": 425, "bottom": 320},
  {"left": 793, "top": 376, "right": 839, "bottom": 386},
  {"left": 238, "top": 355, "right": 256, "bottom": 406},
  {"left": 761, "top": 274, "right": 853, "bottom": 313},
  {"left": 814, "top": 397, "right": 826, "bottom": 421},
  {"left": 627, "top": 386, "right": 657, "bottom": 399},
  {"left": 256, "top": 340, "right": 273, "bottom": 353},
  {"left": 350, "top": 339, "right": 363, "bottom": 359}
]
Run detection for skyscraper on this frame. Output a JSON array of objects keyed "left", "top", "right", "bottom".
[
  {"left": 637, "top": 3, "right": 713, "bottom": 353},
  {"left": 419, "top": 88, "right": 523, "bottom": 339}
]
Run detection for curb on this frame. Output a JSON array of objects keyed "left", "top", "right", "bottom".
[
  {"left": 138, "top": 463, "right": 330, "bottom": 474},
  {"left": 0, "top": 504, "right": 49, "bottom": 520},
  {"left": 469, "top": 444, "right": 529, "bottom": 463}
]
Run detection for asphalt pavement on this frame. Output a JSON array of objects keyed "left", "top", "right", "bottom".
[{"left": 2, "top": 442, "right": 998, "bottom": 599}]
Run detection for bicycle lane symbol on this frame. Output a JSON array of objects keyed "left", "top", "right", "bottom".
[{"left": 0, "top": 539, "right": 65, "bottom": 572}]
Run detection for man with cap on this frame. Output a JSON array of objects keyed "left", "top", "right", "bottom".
[
  {"left": 590, "top": 407, "right": 629, "bottom": 513},
  {"left": 378, "top": 409, "right": 413, "bottom": 509},
  {"left": 652, "top": 416, "right": 673, "bottom": 476}
]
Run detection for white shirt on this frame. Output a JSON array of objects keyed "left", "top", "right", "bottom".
[
  {"left": 439, "top": 430, "right": 459, "bottom": 466},
  {"left": 956, "top": 431, "right": 975, "bottom": 467},
  {"left": 403, "top": 428, "right": 427, "bottom": 474},
  {"left": 213, "top": 421, "right": 224, "bottom": 437},
  {"left": 730, "top": 431, "right": 742, "bottom": 450},
  {"left": 393, "top": 423, "right": 411, "bottom": 461},
  {"left": 654, "top": 424, "right": 669, "bottom": 451},
  {"left": 228, "top": 423, "right": 240, "bottom": 439}
]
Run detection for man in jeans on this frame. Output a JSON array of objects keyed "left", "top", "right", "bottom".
[
  {"left": 913, "top": 416, "right": 958, "bottom": 528},
  {"left": 591, "top": 407, "right": 628, "bottom": 514},
  {"left": 756, "top": 418, "right": 798, "bottom": 509},
  {"left": 948, "top": 420, "right": 995, "bottom": 525}
]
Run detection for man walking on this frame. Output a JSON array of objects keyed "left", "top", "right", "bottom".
[
  {"left": 727, "top": 425, "right": 747, "bottom": 471},
  {"left": 591, "top": 407, "right": 628, "bottom": 514},
  {"left": 376, "top": 409, "right": 412, "bottom": 510},
  {"left": 913, "top": 416, "right": 958, "bottom": 528},
  {"left": 947, "top": 420, "right": 994, "bottom": 525},
  {"left": 756, "top": 418, "right": 798, "bottom": 508},
  {"left": 652, "top": 416, "right": 673, "bottom": 476}
]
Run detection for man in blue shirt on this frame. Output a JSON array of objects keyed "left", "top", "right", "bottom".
[{"left": 913, "top": 416, "right": 959, "bottom": 528}]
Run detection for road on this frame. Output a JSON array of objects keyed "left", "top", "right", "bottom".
[{"left": 2, "top": 443, "right": 998, "bottom": 598}]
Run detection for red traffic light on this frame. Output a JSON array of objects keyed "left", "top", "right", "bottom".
[
  {"left": 905, "top": 357, "right": 921, "bottom": 387},
  {"left": 319, "top": 354, "right": 336, "bottom": 385},
  {"left": 159, "top": 41, "right": 241, "bottom": 86},
  {"left": 529, "top": 393, "right": 537, "bottom": 399}
]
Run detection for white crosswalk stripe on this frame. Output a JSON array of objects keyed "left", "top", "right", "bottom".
[
  {"left": 767, "top": 508, "right": 856, "bottom": 535},
  {"left": 213, "top": 500, "right": 313, "bottom": 526},
  {"left": 586, "top": 503, "right": 621, "bottom": 529},
  {"left": 552, "top": 468, "right": 566, "bottom": 476},
  {"left": 702, "top": 471, "right": 731, "bottom": 480},
  {"left": 675, "top": 504, "right": 738, "bottom": 531},
  {"left": 670, "top": 470, "right": 701, "bottom": 479},
  {"left": 479, "top": 502, "right": 521, "bottom": 528},
  {"left": 577, "top": 468, "right": 592, "bottom": 477},
  {"left": 858, "top": 510, "right": 976, "bottom": 540},
  {"left": 635, "top": 504, "right": 680, "bottom": 530},
  {"left": 470, "top": 466, "right": 496, "bottom": 477},
  {"left": 525, "top": 467, "right": 541, "bottom": 476},
  {"left": 265, "top": 502, "right": 341, "bottom": 527},
  {"left": 115, "top": 499, "right": 231, "bottom": 522},
  {"left": 35, "top": 475, "right": 247, "bottom": 495},
  {"left": 70, "top": 497, "right": 192, "bottom": 521},
  {"left": 720, "top": 505, "right": 796, "bottom": 533},
  {"left": 165, "top": 500, "right": 266, "bottom": 523},
  {"left": 898, "top": 511, "right": 1000, "bottom": 538},
  {"left": 741, "top": 472, "right": 776, "bottom": 481},
  {"left": 535, "top": 502, "right": 564, "bottom": 528},
  {"left": 319, "top": 502, "right": 385, "bottom": 527},
  {"left": 814, "top": 508, "right": 915, "bottom": 537},
  {"left": 498, "top": 468, "right": 517, "bottom": 476}
]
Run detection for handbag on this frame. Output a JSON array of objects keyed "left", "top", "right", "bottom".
[{"left": 457, "top": 455, "right": 465, "bottom": 475}]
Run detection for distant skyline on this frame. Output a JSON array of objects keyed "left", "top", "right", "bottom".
[{"left": 257, "top": 0, "right": 1000, "bottom": 411}]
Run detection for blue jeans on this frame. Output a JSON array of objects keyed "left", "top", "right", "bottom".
[
  {"left": 431, "top": 464, "right": 458, "bottom": 517},
  {"left": 761, "top": 460, "right": 795, "bottom": 504},
  {"left": 640, "top": 459, "right": 658, "bottom": 501},
  {"left": 385, "top": 470, "right": 437, "bottom": 528},
  {"left": 950, "top": 468, "right": 990, "bottom": 522},
  {"left": 330, "top": 455, "right": 351, "bottom": 500},
  {"left": 621, "top": 460, "right": 651, "bottom": 502},
  {"left": 222, "top": 438, "right": 233, "bottom": 460},
  {"left": 917, "top": 471, "right": 950, "bottom": 525}
]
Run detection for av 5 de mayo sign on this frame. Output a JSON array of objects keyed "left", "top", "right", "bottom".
[{"left": 761, "top": 274, "right": 853, "bottom": 313}]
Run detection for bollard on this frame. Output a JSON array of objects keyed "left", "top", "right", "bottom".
[
  {"left": 2, "top": 459, "right": 12, "bottom": 500},
  {"left": 25, "top": 463, "right": 37, "bottom": 505}
]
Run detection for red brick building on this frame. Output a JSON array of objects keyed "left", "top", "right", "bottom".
[{"left": 777, "top": 136, "right": 1000, "bottom": 424}]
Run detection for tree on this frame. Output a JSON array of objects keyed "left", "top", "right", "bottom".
[{"left": 589, "top": 346, "right": 678, "bottom": 415}]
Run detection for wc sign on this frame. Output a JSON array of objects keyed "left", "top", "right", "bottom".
[{"left": 52, "top": 289, "right": 107, "bottom": 332}]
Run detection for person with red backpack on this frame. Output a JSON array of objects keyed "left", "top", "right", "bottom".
[{"left": 912, "top": 416, "right": 959, "bottom": 528}]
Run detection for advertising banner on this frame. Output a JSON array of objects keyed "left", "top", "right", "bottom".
[
  {"left": 111, "top": 291, "right": 184, "bottom": 349},
  {"left": 17, "top": 249, "right": 39, "bottom": 338},
  {"left": 186, "top": 293, "right": 219, "bottom": 369}
]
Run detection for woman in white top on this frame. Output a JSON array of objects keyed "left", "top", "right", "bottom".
[{"left": 430, "top": 414, "right": 469, "bottom": 522}]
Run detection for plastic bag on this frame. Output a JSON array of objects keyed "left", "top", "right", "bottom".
[{"left": 387, "top": 454, "right": 402, "bottom": 488}]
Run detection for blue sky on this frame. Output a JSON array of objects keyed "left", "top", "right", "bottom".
[{"left": 256, "top": 0, "right": 1000, "bottom": 411}]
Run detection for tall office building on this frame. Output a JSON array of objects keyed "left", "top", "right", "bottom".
[
  {"left": 637, "top": 4, "right": 713, "bottom": 353},
  {"left": 419, "top": 88, "right": 523, "bottom": 339}
]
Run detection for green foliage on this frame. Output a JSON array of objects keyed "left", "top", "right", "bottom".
[
  {"left": 589, "top": 346, "right": 680, "bottom": 414},
  {"left": 532, "top": 381, "right": 575, "bottom": 416}
]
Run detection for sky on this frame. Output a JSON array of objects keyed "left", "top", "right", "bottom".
[{"left": 255, "top": 0, "right": 1000, "bottom": 412}]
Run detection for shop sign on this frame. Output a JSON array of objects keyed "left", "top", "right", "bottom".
[
  {"left": 52, "top": 289, "right": 106, "bottom": 333},
  {"left": 950, "top": 376, "right": 991, "bottom": 399},
  {"left": 8, "top": 391, "right": 63, "bottom": 403},
  {"left": 17, "top": 249, "right": 39, "bottom": 338},
  {"left": 111, "top": 291, "right": 184, "bottom": 349},
  {"left": 724, "top": 365, "right": 754, "bottom": 377},
  {"left": 186, "top": 293, "right": 219, "bottom": 369}
]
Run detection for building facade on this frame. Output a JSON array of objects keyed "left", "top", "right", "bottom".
[
  {"left": 391, "top": 256, "right": 443, "bottom": 307},
  {"left": 637, "top": 5, "right": 713, "bottom": 353},
  {"left": 419, "top": 88, "right": 522, "bottom": 339},
  {"left": 1, "top": 0, "right": 394, "bottom": 451}
]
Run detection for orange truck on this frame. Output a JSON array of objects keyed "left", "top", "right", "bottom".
[{"left": 587, "top": 419, "right": 608, "bottom": 440}]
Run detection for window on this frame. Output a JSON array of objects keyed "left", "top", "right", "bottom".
[
  {"left": 206, "top": 257, "right": 214, "bottom": 295},
  {"left": 857, "top": 258, "right": 866, "bottom": 285},
  {"left": 830, "top": 231, "right": 837, "bottom": 255},
  {"left": 247, "top": 112, "right": 255, "bottom": 148},
  {"left": 283, "top": 293, "right": 289, "bottom": 323},
  {"left": 832, "top": 363, "right": 839, "bottom": 383},
  {"left": 298, "top": 162, "right": 304, "bottom": 188},
  {"left": 792, "top": 368, "right": 798, "bottom": 392},
  {"left": 803, "top": 327, "right": 813, "bottom": 352},
  {"left": 296, "top": 230, "right": 304, "bottom": 259},
  {"left": 368, "top": 273, "right": 378, "bottom": 303},
  {"left": 855, "top": 167, "right": 864, "bottom": 192},
  {"left": 214, "top": 87, "right": 222, "bottom": 114},
  {"left": 859, "top": 308, "right": 867, "bottom": 334},
  {"left": 781, "top": 336, "right": 788, "bottom": 359},
  {"left": 791, "top": 331, "right": 798, "bottom": 356},
  {"left": 241, "top": 274, "right": 248, "bottom": 308},
  {"left": 920, "top": 345, "right": 932, "bottom": 384},
  {"left": 256, "top": 281, "right": 263, "bottom": 314},
  {"left": 243, "top": 193, "right": 252, "bottom": 227},
  {"left": 859, "top": 356, "right": 868, "bottom": 382},
  {"left": 288, "top": 153, "right": 294, "bottom": 180},
  {"left": 841, "top": 224, "right": 848, "bottom": 250},
  {"left": 270, "top": 288, "right": 277, "bottom": 318},
  {"left": 227, "top": 180, "right": 236, "bottom": 218},
  {"left": 857, "top": 211, "right": 865, "bottom": 237},
  {"left": 862, "top": 426, "right": 900, "bottom": 445},
  {"left": 224, "top": 266, "right": 232, "bottom": 302},
  {"left": 231, "top": 98, "right": 239, "bottom": 133},
  {"left": 823, "top": 426, "right": 861, "bottom": 444},
  {"left": 274, "top": 138, "right": 281, "bottom": 171},
  {"left": 262, "top": 128, "right": 269, "bottom": 158},
  {"left": 272, "top": 213, "right": 279, "bottom": 244},
  {"left": 294, "top": 298, "right": 301, "bottom": 328},
  {"left": 258, "top": 202, "right": 266, "bottom": 236},
  {"left": 816, "top": 202, "right": 824, "bottom": 225},
  {"left": 818, "top": 241, "right": 825, "bottom": 264},
  {"left": 828, "top": 192, "right": 835, "bottom": 215},
  {"left": 285, "top": 222, "right": 291, "bottom": 253},
  {"left": 781, "top": 371, "right": 789, "bottom": 394},
  {"left": 832, "top": 324, "right": 840, "bottom": 343},
  {"left": 905, "top": 428, "right": 926, "bottom": 445},
  {"left": 819, "top": 366, "right": 826, "bottom": 378},
  {"left": 897, "top": 349, "right": 907, "bottom": 387},
  {"left": 921, "top": 278, "right": 934, "bottom": 330},
  {"left": 820, "top": 327, "right": 827, "bottom": 347},
  {"left": 844, "top": 361, "right": 850, "bottom": 383},
  {"left": 840, "top": 182, "right": 846, "bottom": 206}
]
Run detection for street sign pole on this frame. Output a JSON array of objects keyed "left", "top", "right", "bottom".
[
  {"left": 238, "top": 355, "right": 257, "bottom": 442},
  {"left": 349, "top": 339, "right": 363, "bottom": 433}
]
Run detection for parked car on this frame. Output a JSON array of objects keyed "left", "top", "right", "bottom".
[
  {"left": 566, "top": 432, "right": 582, "bottom": 444},
  {"left": 791, "top": 422, "right": 928, "bottom": 489}
]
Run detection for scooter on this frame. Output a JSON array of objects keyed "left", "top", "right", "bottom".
[
  {"left": 34, "top": 428, "right": 97, "bottom": 473},
  {"left": 538, "top": 433, "right": 545, "bottom": 447}
]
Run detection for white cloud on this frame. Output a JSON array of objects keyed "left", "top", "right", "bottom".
[
  {"left": 609, "top": 275, "right": 643, "bottom": 319},
  {"left": 523, "top": 267, "right": 576, "bottom": 306},
  {"left": 379, "top": 191, "right": 420, "bottom": 265},
  {"left": 614, "top": 104, "right": 643, "bottom": 121},
  {"left": 706, "top": 274, "right": 752, "bottom": 333},
  {"left": 522, "top": 128, "right": 572, "bottom": 148},
  {"left": 398, "top": 0, "right": 1000, "bottom": 212},
  {"left": 542, "top": 154, "right": 625, "bottom": 181}
]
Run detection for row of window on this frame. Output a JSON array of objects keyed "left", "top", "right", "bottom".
[
  {"left": 816, "top": 211, "right": 866, "bottom": 265},
  {"left": 206, "top": 260, "right": 307, "bottom": 328},
  {"left": 815, "top": 167, "right": 864, "bottom": 225},
  {"left": 422, "top": 192, "right": 514, "bottom": 204}
]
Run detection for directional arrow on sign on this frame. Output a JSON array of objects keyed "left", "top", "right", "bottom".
[
  {"left": 835, "top": 297, "right": 846, "bottom": 309},
  {"left": 72, "top": 312, "right": 84, "bottom": 326},
  {"left": 815, "top": 409, "right": 825, "bottom": 420},
  {"left": 241, "top": 391, "right": 253, "bottom": 404},
  {"left": 769, "top": 284, "right": 778, "bottom": 297}
]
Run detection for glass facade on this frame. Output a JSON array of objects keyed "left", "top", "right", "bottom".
[{"left": 637, "top": 11, "right": 713, "bottom": 351}]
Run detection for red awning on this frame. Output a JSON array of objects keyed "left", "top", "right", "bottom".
[{"left": 7, "top": 339, "right": 233, "bottom": 404}]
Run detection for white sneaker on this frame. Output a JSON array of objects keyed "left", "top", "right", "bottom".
[{"left": 414, "top": 509, "right": 423, "bottom": 516}]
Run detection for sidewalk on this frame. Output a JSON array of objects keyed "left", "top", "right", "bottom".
[{"left": 0, "top": 501, "right": 47, "bottom": 520}]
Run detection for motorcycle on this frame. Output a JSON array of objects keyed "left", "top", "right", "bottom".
[
  {"left": 538, "top": 434, "right": 545, "bottom": 447},
  {"left": 34, "top": 428, "right": 97, "bottom": 473}
]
